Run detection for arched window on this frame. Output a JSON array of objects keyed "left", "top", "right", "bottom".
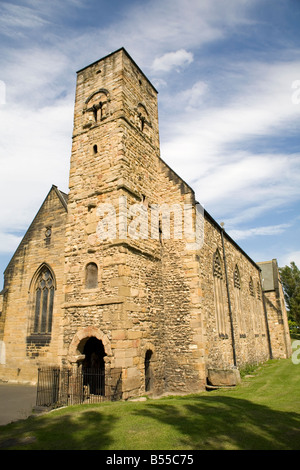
[
  {"left": 249, "top": 277, "right": 254, "bottom": 296},
  {"left": 213, "top": 250, "right": 226, "bottom": 336},
  {"left": 85, "top": 262, "right": 98, "bottom": 289},
  {"left": 234, "top": 265, "right": 241, "bottom": 289},
  {"left": 255, "top": 281, "right": 263, "bottom": 333},
  {"left": 234, "top": 265, "right": 245, "bottom": 335},
  {"left": 257, "top": 281, "right": 261, "bottom": 300},
  {"left": 32, "top": 266, "right": 55, "bottom": 335},
  {"left": 249, "top": 276, "right": 258, "bottom": 334},
  {"left": 213, "top": 250, "right": 223, "bottom": 279},
  {"left": 84, "top": 89, "right": 110, "bottom": 127}
]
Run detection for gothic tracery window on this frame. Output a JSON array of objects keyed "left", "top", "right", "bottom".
[
  {"left": 234, "top": 265, "right": 241, "bottom": 289},
  {"left": 249, "top": 277, "right": 254, "bottom": 296},
  {"left": 234, "top": 265, "right": 245, "bottom": 335},
  {"left": 257, "top": 281, "right": 261, "bottom": 300},
  {"left": 33, "top": 266, "right": 55, "bottom": 335},
  {"left": 255, "top": 281, "right": 263, "bottom": 333},
  {"left": 249, "top": 276, "right": 259, "bottom": 333},
  {"left": 213, "top": 250, "right": 226, "bottom": 336}
]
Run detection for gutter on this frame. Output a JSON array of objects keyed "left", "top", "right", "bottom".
[{"left": 259, "top": 273, "right": 273, "bottom": 360}]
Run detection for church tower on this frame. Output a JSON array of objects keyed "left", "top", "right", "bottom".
[
  {"left": 63, "top": 48, "right": 169, "bottom": 398},
  {"left": 0, "top": 48, "right": 289, "bottom": 395},
  {"left": 69, "top": 48, "right": 161, "bottom": 206}
]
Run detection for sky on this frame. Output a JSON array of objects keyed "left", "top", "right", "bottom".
[{"left": 0, "top": 0, "right": 300, "bottom": 290}]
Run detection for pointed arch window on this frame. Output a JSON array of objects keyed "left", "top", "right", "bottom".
[
  {"left": 257, "top": 281, "right": 261, "bottom": 300},
  {"left": 249, "top": 276, "right": 258, "bottom": 334},
  {"left": 234, "top": 265, "right": 241, "bottom": 289},
  {"left": 234, "top": 265, "right": 245, "bottom": 335},
  {"left": 255, "top": 280, "right": 264, "bottom": 333},
  {"left": 213, "top": 250, "right": 226, "bottom": 336},
  {"left": 32, "top": 266, "right": 55, "bottom": 335},
  {"left": 249, "top": 277, "right": 254, "bottom": 296}
]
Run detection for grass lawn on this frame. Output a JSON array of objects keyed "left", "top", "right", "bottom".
[{"left": 0, "top": 357, "right": 299, "bottom": 450}]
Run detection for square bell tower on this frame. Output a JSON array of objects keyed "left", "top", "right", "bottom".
[
  {"left": 69, "top": 47, "right": 160, "bottom": 206},
  {"left": 63, "top": 48, "right": 169, "bottom": 398}
]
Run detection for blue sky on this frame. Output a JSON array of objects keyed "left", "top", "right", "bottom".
[{"left": 0, "top": 0, "right": 300, "bottom": 289}]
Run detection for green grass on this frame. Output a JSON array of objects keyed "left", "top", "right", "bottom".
[{"left": 0, "top": 357, "right": 299, "bottom": 450}]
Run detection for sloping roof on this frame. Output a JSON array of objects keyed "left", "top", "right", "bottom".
[
  {"left": 53, "top": 185, "right": 68, "bottom": 210},
  {"left": 3, "top": 185, "right": 68, "bottom": 276}
]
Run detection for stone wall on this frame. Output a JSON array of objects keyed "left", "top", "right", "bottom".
[
  {"left": 63, "top": 48, "right": 206, "bottom": 398},
  {"left": 201, "top": 214, "right": 271, "bottom": 377},
  {"left": 62, "top": 48, "right": 286, "bottom": 397},
  {"left": 0, "top": 186, "right": 67, "bottom": 383},
  {"left": 0, "top": 48, "right": 291, "bottom": 394},
  {"left": 259, "top": 260, "right": 291, "bottom": 359}
]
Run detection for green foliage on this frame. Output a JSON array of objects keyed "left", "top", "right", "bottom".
[
  {"left": 239, "top": 362, "right": 261, "bottom": 378},
  {"left": 279, "top": 261, "right": 300, "bottom": 326},
  {"left": 289, "top": 320, "right": 300, "bottom": 338}
]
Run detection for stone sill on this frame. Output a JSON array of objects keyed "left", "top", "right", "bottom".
[{"left": 63, "top": 297, "right": 124, "bottom": 308}]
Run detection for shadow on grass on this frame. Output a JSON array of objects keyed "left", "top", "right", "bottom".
[
  {"left": 0, "top": 394, "right": 299, "bottom": 450},
  {"left": 133, "top": 395, "right": 300, "bottom": 450},
  {"left": 0, "top": 408, "right": 118, "bottom": 450}
]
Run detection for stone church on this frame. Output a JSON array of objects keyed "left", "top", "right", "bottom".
[{"left": 0, "top": 48, "right": 291, "bottom": 398}]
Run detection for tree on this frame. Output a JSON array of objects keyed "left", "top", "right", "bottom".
[{"left": 279, "top": 262, "right": 300, "bottom": 327}]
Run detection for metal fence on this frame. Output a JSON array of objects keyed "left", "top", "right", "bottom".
[{"left": 36, "top": 366, "right": 122, "bottom": 408}]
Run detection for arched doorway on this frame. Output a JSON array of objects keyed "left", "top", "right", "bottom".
[
  {"left": 81, "top": 337, "right": 106, "bottom": 395},
  {"left": 145, "top": 349, "right": 153, "bottom": 392}
]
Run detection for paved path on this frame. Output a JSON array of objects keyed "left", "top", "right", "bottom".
[{"left": 0, "top": 383, "right": 37, "bottom": 426}]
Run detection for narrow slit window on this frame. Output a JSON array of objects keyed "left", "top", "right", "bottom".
[{"left": 85, "top": 262, "right": 98, "bottom": 289}]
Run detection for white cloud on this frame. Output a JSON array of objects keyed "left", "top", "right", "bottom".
[
  {"left": 73, "top": 0, "right": 257, "bottom": 73},
  {"left": 196, "top": 152, "right": 300, "bottom": 216},
  {"left": 152, "top": 49, "right": 193, "bottom": 73},
  {"left": 278, "top": 251, "right": 300, "bottom": 269},
  {"left": 171, "top": 80, "right": 209, "bottom": 111},
  {"left": 0, "top": 0, "right": 299, "bottom": 279},
  {"left": 2, "top": 47, "right": 73, "bottom": 108},
  {"left": 0, "top": 98, "right": 72, "bottom": 243},
  {"left": 0, "top": 232, "right": 22, "bottom": 254},
  {"left": 0, "top": 2, "right": 49, "bottom": 37},
  {"left": 159, "top": 58, "right": 300, "bottom": 222},
  {"left": 227, "top": 223, "right": 292, "bottom": 241},
  {"left": 162, "top": 61, "right": 300, "bottom": 161}
]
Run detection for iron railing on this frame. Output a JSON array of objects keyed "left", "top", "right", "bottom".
[{"left": 36, "top": 366, "right": 122, "bottom": 408}]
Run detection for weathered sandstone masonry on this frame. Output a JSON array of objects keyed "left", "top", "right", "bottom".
[
  {"left": 0, "top": 49, "right": 290, "bottom": 395},
  {"left": 0, "top": 186, "right": 67, "bottom": 382}
]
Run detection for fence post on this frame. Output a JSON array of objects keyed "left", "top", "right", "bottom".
[{"left": 36, "top": 365, "right": 122, "bottom": 406}]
